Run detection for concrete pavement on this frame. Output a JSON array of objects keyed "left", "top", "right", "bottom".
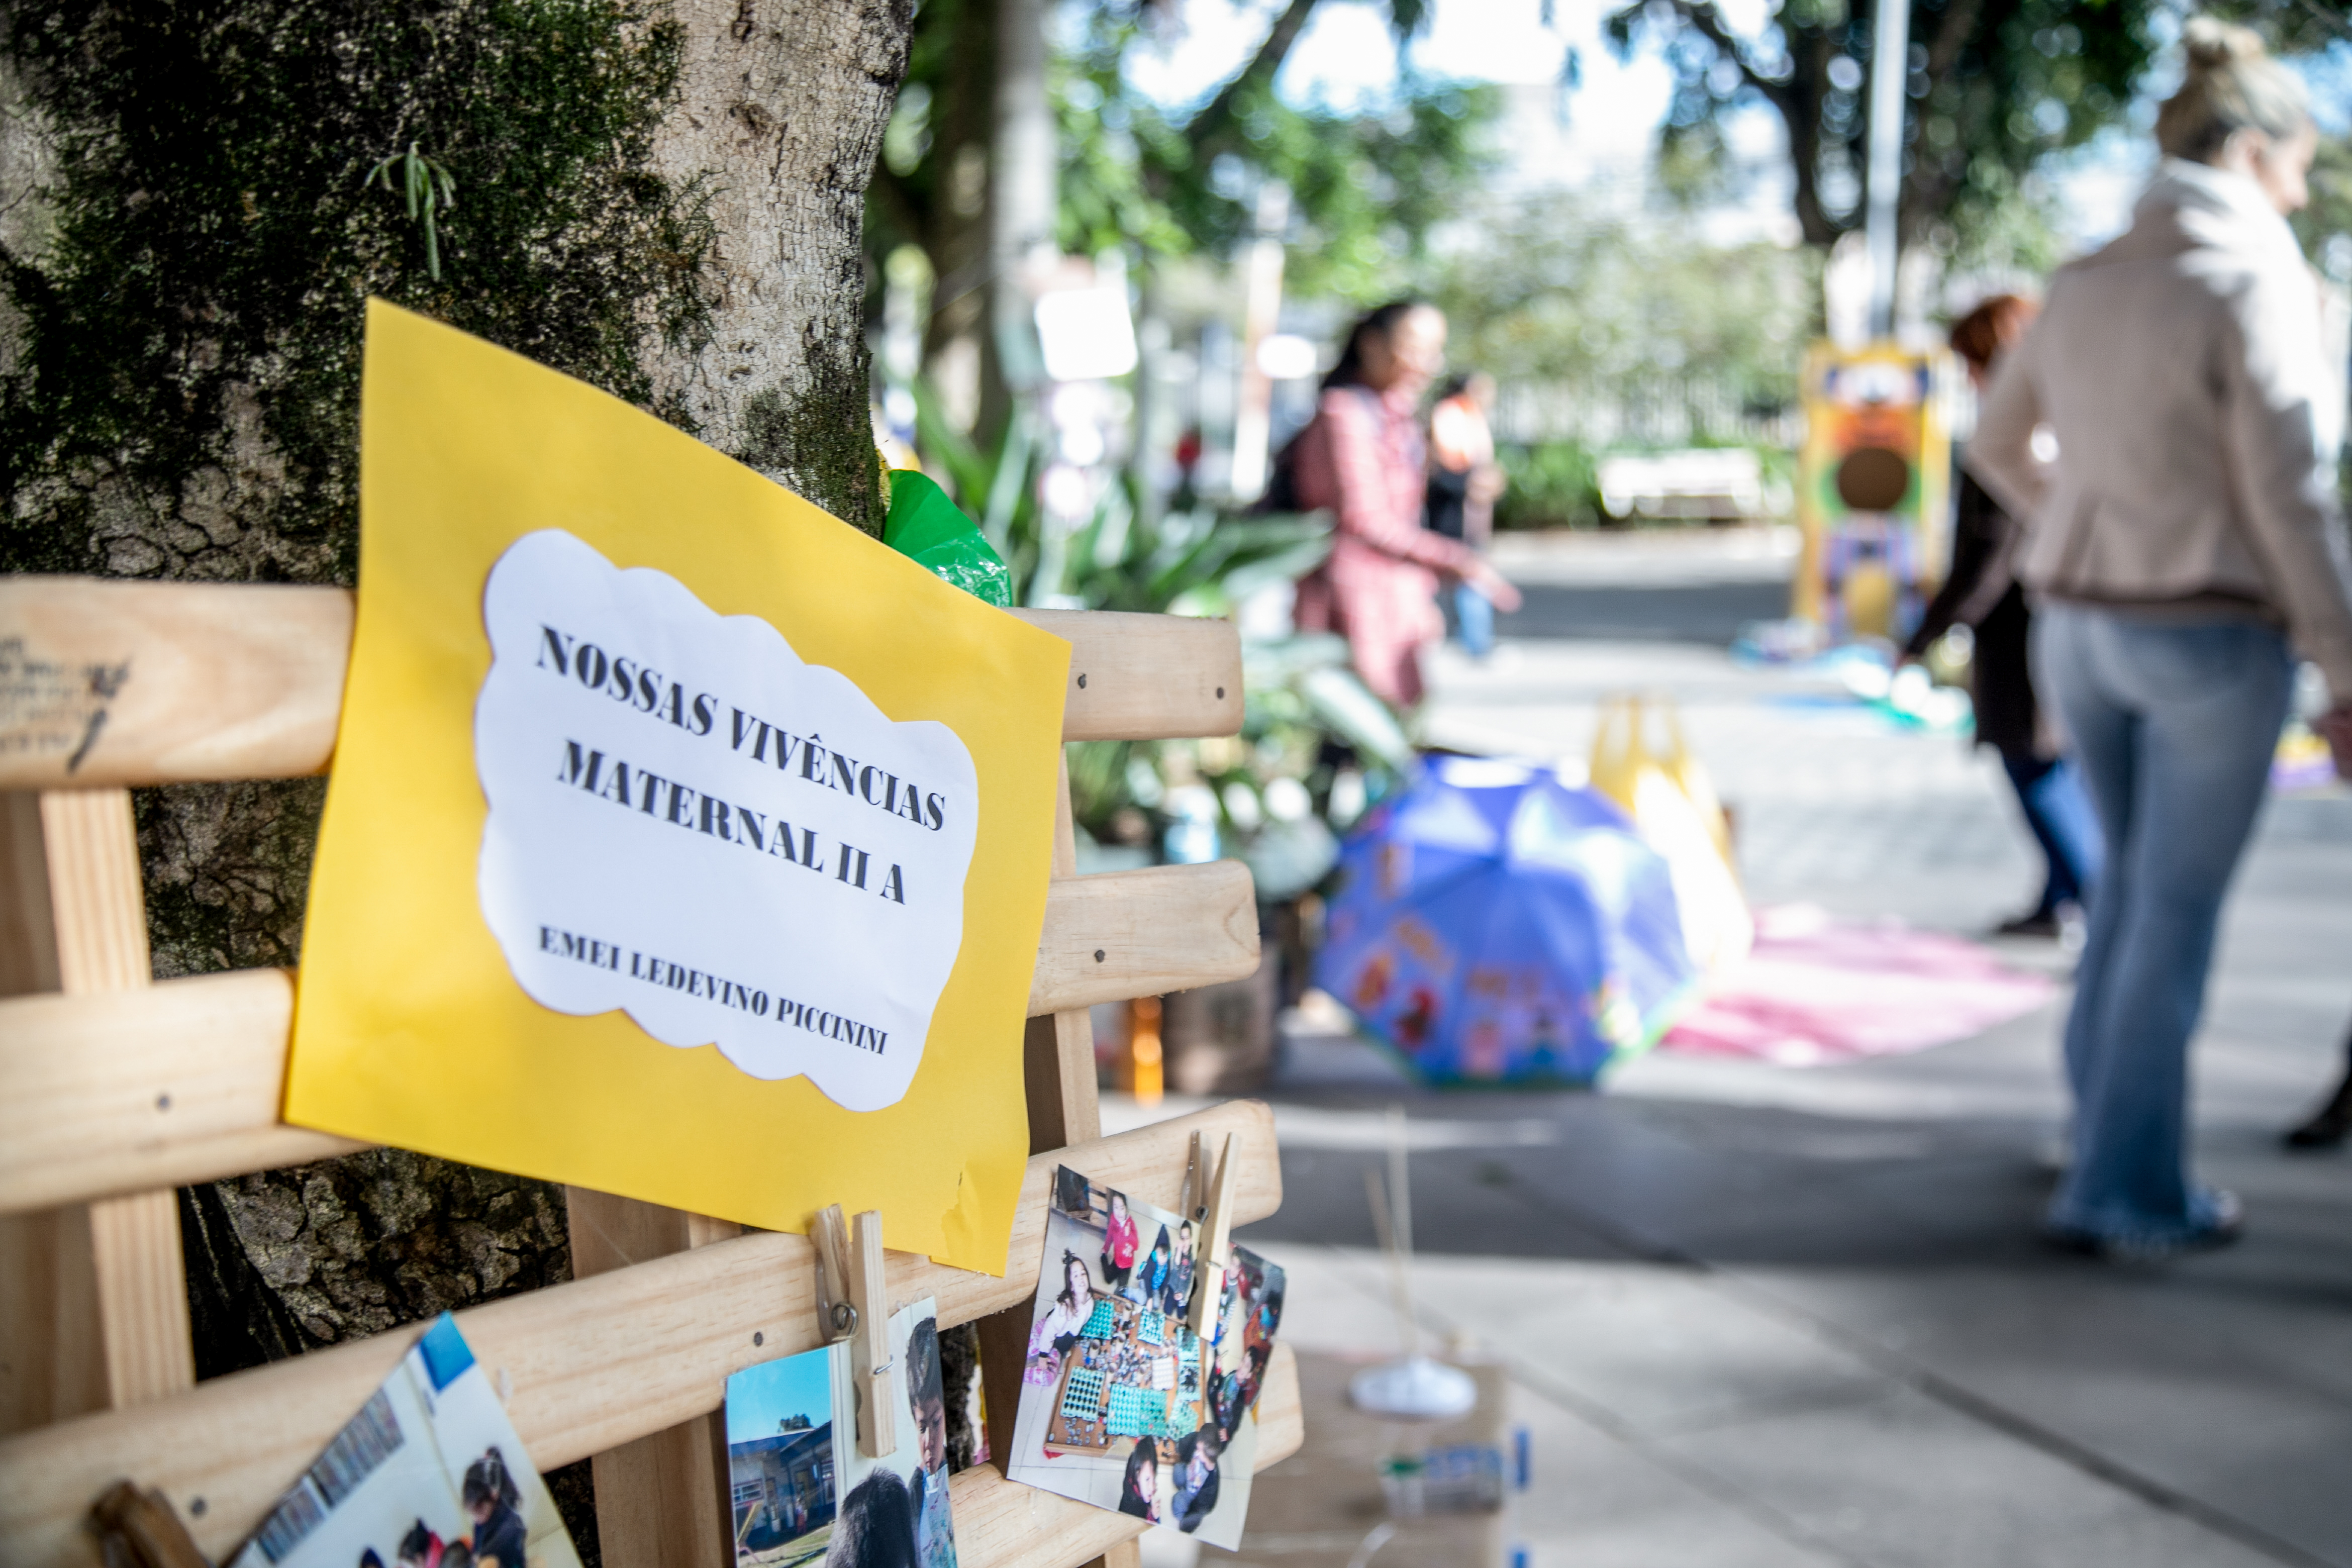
[{"left": 1134, "top": 528, "right": 2352, "bottom": 1567}]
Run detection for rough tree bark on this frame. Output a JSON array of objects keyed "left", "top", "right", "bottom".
[
  {"left": 4, "top": 0, "right": 911, "bottom": 1550},
  {"left": 648, "top": 0, "right": 911, "bottom": 536}
]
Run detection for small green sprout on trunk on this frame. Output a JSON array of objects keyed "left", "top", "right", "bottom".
[{"left": 367, "top": 143, "right": 459, "bottom": 280}]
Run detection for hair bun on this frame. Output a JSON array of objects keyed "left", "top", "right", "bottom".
[{"left": 2180, "top": 16, "right": 2265, "bottom": 73}]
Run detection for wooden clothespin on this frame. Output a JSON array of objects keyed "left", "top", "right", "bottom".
[
  {"left": 813, "top": 1204, "right": 898, "bottom": 1457},
  {"left": 1185, "top": 1132, "right": 1237, "bottom": 1334},
  {"left": 90, "top": 1481, "right": 208, "bottom": 1568},
  {"left": 1182, "top": 1131, "right": 1205, "bottom": 1224},
  {"left": 811, "top": 1204, "right": 858, "bottom": 1346},
  {"left": 850, "top": 1209, "right": 898, "bottom": 1458}
]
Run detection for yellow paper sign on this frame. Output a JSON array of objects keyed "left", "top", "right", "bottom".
[{"left": 285, "top": 301, "right": 1069, "bottom": 1273}]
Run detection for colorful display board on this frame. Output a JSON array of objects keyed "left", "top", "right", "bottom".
[
  {"left": 1791, "top": 342, "right": 1961, "bottom": 642},
  {"left": 285, "top": 301, "right": 1070, "bottom": 1273}
]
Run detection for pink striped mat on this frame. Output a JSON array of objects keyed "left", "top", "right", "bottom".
[{"left": 1659, "top": 905, "right": 2057, "bottom": 1066}]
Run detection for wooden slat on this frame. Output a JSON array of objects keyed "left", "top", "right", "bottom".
[
  {"left": 0, "top": 1100, "right": 1281, "bottom": 1567},
  {"left": 947, "top": 1342, "right": 1302, "bottom": 1568},
  {"left": 0, "top": 793, "right": 62, "bottom": 995},
  {"left": 565, "top": 1190, "right": 740, "bottom": 1568},
  {"left": 1028, "top": 860, "right": 1258, "bottom": 1017},
  {"left": 0, "top": 859, "right": 1258, "bottom": 1215},
  {"left": 1032, "top": 752, "right": 1103, "bottom": 1149},
  {"left": 1009, "top": 610, "right": 1241, "bottom": 742},
  {"left": 0, "top": 582, "right": 1244, "bottom": 790},
  {"left": 0, "top": 790, "right": 195, "bottom": 1424},
  {"left": 0, "top": 578, "right": 353, "bottom": 790},
  {"left": 983, "top": 754, "right": 1108, "bottom": 1487},
  {"left": 55, "top": 790, "right": 198, "bottom": 1413},
  {"left": 0, "top": 969, "right": 363, "bottom": 1215},
  {"left": 0, "top": 1209, "right": 106, "bottom": 1435},
  {"left": 85, "top": 1194, "right": 194, "bottom": 1411},
  {"left": 39, "top": 791, "right": 152, "bottom": 995}
]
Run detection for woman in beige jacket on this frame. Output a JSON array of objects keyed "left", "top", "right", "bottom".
[{"left": 1971, "top": 19, "right": 2352, "bottom": 1257}]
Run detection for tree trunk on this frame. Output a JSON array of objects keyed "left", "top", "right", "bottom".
[
  {"left": 983, "top": 0, "right": 1053, "bottom": 441},
  {"left": 4, "top": 0, "right": 910, "bottom": 1551},
  {"left": 918, "top": 0, "right": 998, "bottom": 436},
  {"left": 648, "top": 0, "right": 912, "bottom": 536}
]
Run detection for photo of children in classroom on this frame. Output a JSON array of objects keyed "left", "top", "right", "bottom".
[
  {"left": 1007, "top": 1168, "right": 1283, "bottom": 1550},
  {"left": 229, "top": 1316, "right": 581, "bottom": 1568}
]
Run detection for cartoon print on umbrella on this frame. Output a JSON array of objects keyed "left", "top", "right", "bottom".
[{"left": 1317, "top": 757, "right": 1698, "bottom": 1085}]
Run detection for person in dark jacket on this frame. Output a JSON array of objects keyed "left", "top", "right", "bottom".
[
  {"left": 828, "top": 1471, "right": 920, "bottom": 1568},
  {"left": 1170, "top": 1433, "right": 1221, "bottom": 1533},
  {"left": 1117, "top": 1442, "right": 1159, "bottom": 1522},
  {"left": 1904, "top": 295, "right": 2103, "bottom": 938},
  {"left": 460, "top": 1449, "right": 528, "bottom": 1568}
]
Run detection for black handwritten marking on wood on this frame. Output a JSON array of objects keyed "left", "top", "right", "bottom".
[{"left": 0, "top": 637, "right": 132, "bottom": 776}]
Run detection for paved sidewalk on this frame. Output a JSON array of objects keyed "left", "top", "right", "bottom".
[{"left": 1157, "top": 531, "right": 2352, "bottom": 1567}]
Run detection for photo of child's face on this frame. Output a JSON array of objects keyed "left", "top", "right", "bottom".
[
  {"left": 1064, "top": 1258, "right": 1091, "bottom": 1300},
  {"left": 915, "top": 1393, "right": 948, "bottom": 1473}
]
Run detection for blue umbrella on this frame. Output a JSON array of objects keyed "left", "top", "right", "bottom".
[{"left": 1314, "top": 757, "right": 1696, "bottom": 1085}]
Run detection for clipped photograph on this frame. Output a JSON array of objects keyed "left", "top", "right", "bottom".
[
  {"left": 1165, "top": 1243, "right": 1289, "bottom": 1550},
  {"left": 1214, "top": 1246, "right": 1289, "bottom": 1430},
  {"left": 831, "top": 1299, "right": 960, "bottom": 1568},
  {"left": 728, "top": 1297, "right": 957, "bottom": 1568},
  {"left": 227, "top": 1315, "right": 579, "bottom": 1568},
  {"left": 1008, "top": 1168, "right": 1234, "bottom": 1537},
  {"left": 727, "top": 1344, "right": 838, "bottom": 1566}
]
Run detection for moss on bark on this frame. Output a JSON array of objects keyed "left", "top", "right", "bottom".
[{"left": 3, "top": 7, "right": 905, "bottom": 1549}]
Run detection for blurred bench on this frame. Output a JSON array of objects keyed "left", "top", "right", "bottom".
[{"left": 1596, "top": 450, "right": 1766, "bottom": 523}]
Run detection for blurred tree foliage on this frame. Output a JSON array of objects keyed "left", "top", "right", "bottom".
[
  {"left": 1605, "top": 0, "right": 2161, "bottom": 249},
  {"left": 866, "top": 0, "right": 1504, "bottom": 318},
  {"left": 2297, "top": 134, "right": 2352, "bottom": 263},
  {"left": 2206, "top": 0, "right": 2351, "bottom": 55},
  {"left": 1047, "top": 10, "right": 1500, "bottom": 300},
  {"left": 1427, "top": 195, "right": 1816, "bottom": 412},
  {"left": 1493, "top": 439, "right": 1605, "bottom": 530}
]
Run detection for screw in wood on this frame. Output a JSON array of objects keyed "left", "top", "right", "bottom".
[{"left": 1076, "top": 673, "right": 1088, "bottom": 688}]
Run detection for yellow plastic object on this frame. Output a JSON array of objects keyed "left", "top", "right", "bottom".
[
  {"left": 283, "top": 301, "right": 1069, "bottom": 1273},
  {"left": 1589, "top": 696, "right": 1752, "bottom": 974}
]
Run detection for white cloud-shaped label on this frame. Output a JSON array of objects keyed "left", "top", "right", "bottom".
[{"left": 474, "top": 530, "right": 978, "bottom": 1112}]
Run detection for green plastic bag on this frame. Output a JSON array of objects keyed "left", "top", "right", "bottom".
[{"left": 882, "top": 467, "right": 1013, "bottom": 609}]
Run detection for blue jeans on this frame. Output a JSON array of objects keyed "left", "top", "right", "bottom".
[
  {"left": 2000, "top": 753, "right": 2103, "bottom": 914},
  {"left": 2034, "top": 606, "right": 2293, "bottom": 1242},
  {"left": 1454, "top": 583, "right": 1495, "bottom": 659}
]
